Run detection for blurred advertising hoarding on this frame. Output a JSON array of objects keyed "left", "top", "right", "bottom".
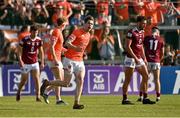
[{"left": 1, "top": 65, "right": 180, "bottom": 96}]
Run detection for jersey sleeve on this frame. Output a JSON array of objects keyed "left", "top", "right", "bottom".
[
  {"left": 49, "top": 29, "right": 59, "bottom": 44},
  {"left": 19, "top": 36, "right": 28, "bottom": 46},
  {"left": 126, "top": 30, "right": 133, "bottom": 39},
  {"left": 51, "top": 29, "right": 59, "bottom": 41},
  {"left": 68, "top": 29, "right": 79, "bottom": 41}
]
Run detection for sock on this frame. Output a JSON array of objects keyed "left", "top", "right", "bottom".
[
  {"left": 123, "top": 94, "right": 127, "bottom": 101},
  {"left": 57, "top": 99, "right": 62, "bottom": 102},
  {"left": 44, "top": 90, "right": 49, "bottom": 95},
  {"left": 44, "top": 89, "right": 51, "bottom": 95},
  {"left": 139, "top": 91, "right": 143, "bottom": 98},
  {"left": 143, "top": 93, "right": 148, "bottom": 99},
  {"left": 156, "top": 92, "right": 160, "bottom": 98}
]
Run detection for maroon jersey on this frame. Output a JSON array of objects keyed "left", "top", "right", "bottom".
[
  {"left": 144, "top": 35, "right": 164, "bottom": 63},
  {"left": 126, "top": 27, "right": 144, "bottom": 58},
  {"left": 19, "top": 36, "right": 43, "bottom": 64}
]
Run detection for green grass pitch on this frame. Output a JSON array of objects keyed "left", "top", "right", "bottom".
[{"left": 0, "top": 95, "right": 180, "bottom": 117}]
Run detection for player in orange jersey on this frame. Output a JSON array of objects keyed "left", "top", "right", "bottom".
[
  {"left": 41, "top": 17, "right": 68, "bottom": 105},
  {"left": 41, "top": 15, "right": 94, "bottom": 109}
]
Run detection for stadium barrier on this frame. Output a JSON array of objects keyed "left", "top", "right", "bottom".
[
  {"left": 0, "top": 65, "right": 179, "bottom": 96},
  {"left": 0, "top": 66, "right": 3, "bottom": 96}
]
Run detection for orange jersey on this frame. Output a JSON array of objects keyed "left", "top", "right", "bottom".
[
  {"left": 133, "top": 0, "right": 146, "bottom": 16},
  {"left": 57, "top": 1, "right": 72, "bottom": 17},
  {"left": 145, "top": 2, "right": 160, "bottom": 24},
  {"left": 114, "top": 1, "right": 129, "bottom": 21},
  {"left": 42, "top": 33, "right": 51, "bottom": 60},
  {"left": 144, "top": 23, "right": 157, "bottom": 37},
  {"left": 96, "top": 1, "right": 109, "bottom": 16},
  {"left": 18, "top": 31, "right": 30, "bottom": 41},
  {"left": 157, "top": 2, "right": 167, "bottom": 23},
  {"left": 65, "top": 28, "right": 91, "bottom": 61},
  {"left": 52, "top": 13, "right": 59, "bottom": 25},
  {"left": 47, "top": 28, "right": 64, "bottom": 61}
]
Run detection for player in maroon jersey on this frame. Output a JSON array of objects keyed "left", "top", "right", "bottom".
[
  {"left": 122, "top": 16, "right": 156, "bottom": 105},
  {"left": 138, "top": 27, "right": 164, "bottom": 102},
  {"left": 16, "top": 25, "right": 44, "bottom": 102}
]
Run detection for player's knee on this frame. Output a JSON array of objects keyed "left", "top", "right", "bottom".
[
  {"left": 21, "top": 78, "right": 27, "bottom": 83},
  {"left": 77, "top": 78, "right": 84, "bottom": 84},
  {"left": 142, "top": 77, "right": 148, "bottom": 83},
  {"left": 143, "top": 73, "right": 149, "bottom": 81}
]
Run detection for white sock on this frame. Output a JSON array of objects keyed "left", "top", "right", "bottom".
[
  {"left": 57, "top": 99, "right": 62, "bottom": 102},
  {"left": 44, "top": 89, "right": 52, "bottom": 95}
]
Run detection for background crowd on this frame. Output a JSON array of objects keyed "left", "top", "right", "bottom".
[{"left": 0, "top": 0, "right": 179, "bottom": 65}]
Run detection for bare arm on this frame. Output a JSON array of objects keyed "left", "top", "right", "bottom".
[
  {"left": 50, "top": 37, "right": 58, "bottom": 63},
  {"left": 159, "top": 10, "right": 164, "bottom": 24},
  {"left": 0, "top": 10, "right": 7, "bottom": 20},
  {"left": 17, "top": 45, "right": 24, "bottom": 67},
  {"left": 171, "top": 3, "right": 180, "bottom": 15},
  {"left": 93, "top": 0, "right": 97, "bottom": 5},
  {"left": 62, "top": 47, "right": 67, "bottom": 53},
  {"left": 42, "top": 4, "right": 49, "bottom": 18},
  {"left": 141, "top": 46, "right": 147, "bottom": 64},
  {"left": 160, "top": 46, "right": 165, "bottom": 62},
  {"left": 66, "top": 5, "right": 73, "bottom": 19},
  {"left": 39, "top": 46, "right": 44, "bottom": 69}
]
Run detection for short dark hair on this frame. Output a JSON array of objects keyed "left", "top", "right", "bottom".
[
  {"left": 30, "top": 25, "right": 38, "bottom": 32},
  {"left": 152, "top": 26, "right": 159, "bottom": 33},
  {"left": 136, "top": 16, "right": 146, "bottom": 22},
  {"left": 57, "top": 17, "right": 67, "bottom": 26},
  {"left": 152, "top": 26, "right": 159, "bottom": 30},
  {"left": 20, "top": 25, "right": 28, "bottom": 32},
  {"left": 84, "top": 15, "right": 94, "bottom": 23}
]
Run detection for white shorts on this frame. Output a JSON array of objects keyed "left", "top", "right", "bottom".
[
  {"left": 147, "top": 62, "right": 160, "bottom": 71},
  {"left": 21, "top": 62, "right": 39, "bottom": 73},
  {"left": 62, "top": 57, "right": 85, "bottom": 74},
  {"left": 46, "top": 60, "right": 63, "bottom": 69},
  {"left": 124, "top": 56, "right": 145, "bottom": 68}
]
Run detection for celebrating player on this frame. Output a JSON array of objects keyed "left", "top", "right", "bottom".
[
  {"left": 41, "top": 17, "right": 68, "bottom": 105},
  {"left": 41, "top": 15, "right": 94, "bottom": 109}
]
